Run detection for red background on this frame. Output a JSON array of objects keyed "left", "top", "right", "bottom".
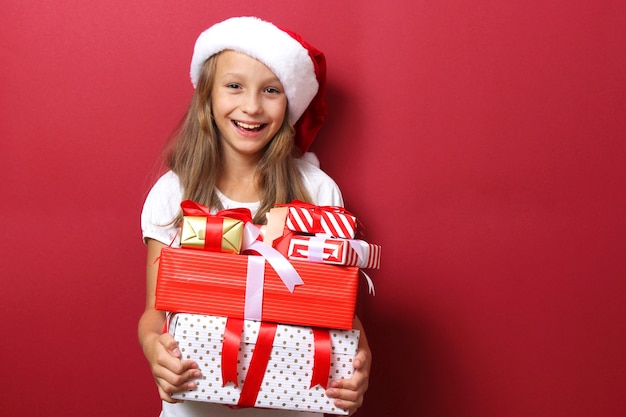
[{"left": 2, "top": 1, "right": 625, "bottom": 416}]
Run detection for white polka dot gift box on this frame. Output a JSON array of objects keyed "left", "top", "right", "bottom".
[{"left": 168, "top": 313, "right": 360, "bottom": 415}]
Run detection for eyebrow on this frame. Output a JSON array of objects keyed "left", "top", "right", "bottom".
[{"left": 220, "top": 72, "right": 282, "bottom": 84}]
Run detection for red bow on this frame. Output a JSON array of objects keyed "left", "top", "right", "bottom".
[
  {"left": 276, "top": 199, "right": 353, "bottom": 216},
  {"left": 181, "top": 200, "right": 253, "bottom": 224}
]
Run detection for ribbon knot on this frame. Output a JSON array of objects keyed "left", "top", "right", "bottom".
[{"left": 181, "top": 199, "right": 254, "bottom": 224}]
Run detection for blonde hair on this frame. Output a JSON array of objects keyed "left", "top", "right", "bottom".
[{"left": 164, "top": 53, "right": 312, "bottom": 224}]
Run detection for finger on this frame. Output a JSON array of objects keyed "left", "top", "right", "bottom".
[
  {"left": 152, "top": 347, "right": 201, "bottom": 387},
  {"left": 328, "top": 368, "right": 369, "bottom": 392},
  {"left": 157, "top": 377, "right": 197, "bottom": 400},
  {"left": 331, "top": 386, "right": 364, "bottom": 413},
  {"left": 326, "top": 386, "right": 359, "bottom": 401},
  {"left": 156, "top": 350, "right": 199, "bottom": 375},
  {"left": 154, "top": 336, "right": 198, "bottom": 373},
  {"left": 155, "top": 353, "right": 201, "bottom": 381},
  {"left": 326, "top": 390, "right": 363, "bottom": 414},
  {"left": 157, "top": 385, "right": 183, "bottom": 404},
  {"left": 326, "top": 373, "right": 368, "bottom": 413},
  {"left": 326, "top": 380, "right": 358, "bottom": 401},
  {"left": 155, "top": 364, "right": 202, "bottom": 398},
  {"left": 157, "top": 360, "right": 201, "bottom": 384}
]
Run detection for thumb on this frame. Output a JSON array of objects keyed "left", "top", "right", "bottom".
[
  {"left": 353, "top": 348, "right": 369, "bottom": 371},
  {"left": 160, "top": 333, "right": 182, "bottom": 358}
]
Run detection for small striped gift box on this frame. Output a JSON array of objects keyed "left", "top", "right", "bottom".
[
  {"left": 281, "top": 202, "right": 357, "bottom": 239},
  {"left": 285, "top": 235, "right": 381, "bottom": 269}
]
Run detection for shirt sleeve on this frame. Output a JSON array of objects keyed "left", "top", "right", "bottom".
[
  {"left": 295, "top": 156, "right": 344, "bottom": 207},
  {"left": 140, "top": 171, "right": 184, "bottom": 246}
]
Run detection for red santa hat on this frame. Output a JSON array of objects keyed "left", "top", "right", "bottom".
[{"left": 190, "top": 16, "right": 327, "bottom": 153}]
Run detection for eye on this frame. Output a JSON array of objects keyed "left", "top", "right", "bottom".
[
  {"left": 264, "top": 86, "right": 281, "bottom": 95},
  {"left": 226, "top": 83, "right": 241, "bottom": 90}
]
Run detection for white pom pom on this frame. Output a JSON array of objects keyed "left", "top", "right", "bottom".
[{"left": 300, "top": 152, "right": 320, "bottom": 168}]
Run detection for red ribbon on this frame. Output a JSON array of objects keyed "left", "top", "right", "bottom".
[
  {"left": 237, "top": 322, "right": 278, "bottom": 407},
  {"left": 221, "top": 318, "right": 245, "bottom": 387},
  {"left": 310, "top": 328, "right": 331, "bottom": 389},
  {"left": 201, "top": 217, "right": 223, "bottom": 251},
  {"left": 276, "top": 199, "right": 350, "bottom": 213},
  {"left": 221, "top": 319, "right": 332, "bottom": 406},
  {"left": 277, "top": 199, "right": 353, "bottom": 218}
]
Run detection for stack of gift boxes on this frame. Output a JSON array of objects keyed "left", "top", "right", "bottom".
[{"left": 155, "top": 200, "right": 380, "bottom": 414}]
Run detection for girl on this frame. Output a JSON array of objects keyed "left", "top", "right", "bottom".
[{"left": 139, "top": 16, "right": 371, "bottom": 417}]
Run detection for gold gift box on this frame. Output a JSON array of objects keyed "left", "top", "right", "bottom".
[{"left": 181, "top": 216, "right": 244, "bottom": 254}]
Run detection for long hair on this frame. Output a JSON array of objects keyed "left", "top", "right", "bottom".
[{"left": 164, "top": 52, "right": 312, "bottom": 224}]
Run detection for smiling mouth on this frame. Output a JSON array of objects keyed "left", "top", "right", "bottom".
[{"left": 234, "top": 121, "right": 266, "bottom": 132}]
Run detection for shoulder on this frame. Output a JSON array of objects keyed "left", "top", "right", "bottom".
[
  {"left": 295, "top": 153, "right": 344, "bottom": 207},
  {"left": 144, "top": 171, "right": 183, "bottom": 210}
]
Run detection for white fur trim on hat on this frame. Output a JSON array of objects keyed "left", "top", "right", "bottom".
[{"left": 190, "top": 16, "right": 319, "bottom": 124}]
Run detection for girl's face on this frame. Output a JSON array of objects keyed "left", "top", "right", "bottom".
[{"left": 211, "top": 50, "right": 288, "bottom": 160}]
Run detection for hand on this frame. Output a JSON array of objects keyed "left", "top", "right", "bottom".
[
  {"left": 325, "top": 345, "right": 371, "bottom": 415},
  {"left": 145, "top": 332, "right": 202, "bottom": 403}
]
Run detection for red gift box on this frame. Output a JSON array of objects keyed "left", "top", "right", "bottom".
[
  {"left": 275, "top": 201, "right": 358, "bottom": 239},
  {"left": 285, "top": 235, "right": 381, "bottom": 269},
  {"left": 155, "top": 247, "right": 359, "bottom": 330}
]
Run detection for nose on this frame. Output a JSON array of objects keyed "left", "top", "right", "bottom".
[{"left": 240, "top": 92, "right": 262, "bottom": 115}]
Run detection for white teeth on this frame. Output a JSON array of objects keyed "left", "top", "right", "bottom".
[{"left": 235, "top": 121, "right": 262, "bottom": 130}]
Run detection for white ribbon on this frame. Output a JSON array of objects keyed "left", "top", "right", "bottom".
[
  {"left": 311, "top": 233, "right": 376, "bottom": 295},
  {"left": 360, "top": 270, "right": 376, "bottom": 295},
  {"left": 242, "top": 222, "right": 263, "bottom": 250},
  {"left": 244, "top": 256, "right": 266, "bottom": 320},
  {"left": 240, "top": 222, "right": 305, "bottom": 319},
  {"left": 347, "top": 239, "right": 367, "bottom": 266},
  {"left": 246, "top": 240, "right": 304, "bottom": 292},
  {"left": 305, "top": 235, "right": 328, "bottom": 263},
  {"left": 311, "top": 233, "right": 371, "bottom": 268}
]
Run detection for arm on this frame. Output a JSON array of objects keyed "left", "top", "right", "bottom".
[
  {"left": 326, "top": 315, "right": 372, "bottom": 415},
  {"left": 138, "top": 238, "right": 202, "bottom": 402}
]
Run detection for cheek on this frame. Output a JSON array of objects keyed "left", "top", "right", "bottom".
[
  {"left": 211, "top": 91, "right": 237, "bottom": 114},
  {"left": 270, "top": 100, "right": 288, "bottom": 124}
]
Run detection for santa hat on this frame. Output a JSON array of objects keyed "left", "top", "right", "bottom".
[{"left": 190, "top": 16, "right": 327, "bottom": 153}]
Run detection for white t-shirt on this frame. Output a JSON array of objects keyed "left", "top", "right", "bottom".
[
  {"left": 141, "top": 155, "right": 344, "bottom": 417},
  {"left": 142, "top": 156, "right": 343, "bottom": 247}
]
